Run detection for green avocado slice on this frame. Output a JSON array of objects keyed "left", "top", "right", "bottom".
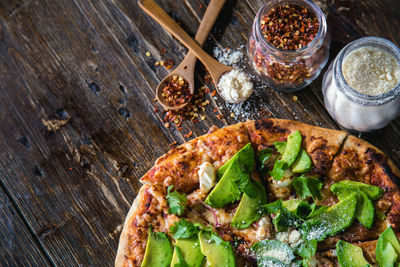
[
  {"left": 216, "top": 143, "right": 254, "bottom": 178},
  {"left": 301, "top": 193, "right": 358, "bottom": 241},
  {"left": 376, "top": 226, "right": 400, "bottom": 267},
  {"left": 198, "top": 231, "right": 236, "bottom": 267},
  {"left": 291, "top": 149, "right": 312, "bottom": 173},
  {"left": 231, "top": 181, "right": 267, "bottom": 229},
  {"left": 336, "top": 240, "right": 370, "bottom": 267},
  {"left": 331, "top": 180, "right": 384, "bottom": 200},
  {"left": 205, "top": 143, "right": 255, "bottom": 208},
  {"left": 141, "top": 228, "right": 173, "bottom": 267},
  {"left": 281, "top": 130, "right": 302, "bottom": 167},
  {"left": 170, "top": 236, "right": 204, "bottom": 267}
]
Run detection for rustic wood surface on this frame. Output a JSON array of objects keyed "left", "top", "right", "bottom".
[{"left": 0, "top": 0, "right": 398, "bottom": 265}]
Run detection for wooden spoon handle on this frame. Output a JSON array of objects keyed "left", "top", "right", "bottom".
[
  {"left": 194, "top": 0, "right": 226, "bottom": 45},
  {"left": 138, "top": 0, "right": 217, "bottom": 70}
]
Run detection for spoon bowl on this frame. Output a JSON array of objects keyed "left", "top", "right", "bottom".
[
  {"left": 156, "top": 65, "right": 194, "bottom": 110},
  {"left": 153, "top": 0, "right": 226, "bottom": 110}
]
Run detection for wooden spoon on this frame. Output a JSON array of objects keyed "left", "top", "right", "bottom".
[
  {"left": 155, "top": 0, "right": 226, "bottom": 110},
  {"left": 138, "top": 0, "right": 234, "bottom": 103}
]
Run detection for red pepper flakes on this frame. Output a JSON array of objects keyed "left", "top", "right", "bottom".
[
  {"left": 161, "top": 86, "right": 209, "bottom": 127},
  {"left": 184, "top": 131, "right": 193, "bottom": 138},
  {"left": 160, "top": 75, "right": 191, "bottom": 107},
  {"left": 213, "top": 107, "right": 218, "bottom": 113},
  {"left": 154, "top": 109, "right": 158, "bottom": 113},
  {"left": 161, "top": 48, "right": 167, "bottom": 53},
  {"left": 211, "top": 90, "right": 216, "bottom": 97},
  {"left": 261, "top": 4, "right": 319, "bottom": 50}
]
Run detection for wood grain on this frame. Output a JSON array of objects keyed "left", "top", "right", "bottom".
[{"left": 0, "top": 0, "right": 398, "bottom": 265}]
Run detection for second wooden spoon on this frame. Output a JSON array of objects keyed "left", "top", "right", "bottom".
[
  {"left": 156, "top": 0, "right": 226, "bottom": 110},
  {"left": 138, "top": 0, "right": 234, "bottom": 97}
]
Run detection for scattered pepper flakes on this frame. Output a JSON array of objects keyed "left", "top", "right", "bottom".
[
  {"left": 165, "top": 122, "right": 170, "bottom": 128},
  {"left": 160, "top": 75, "right": 191, "bottom": 107},
  {"left": 211, "top": 90, "right": 216, "bottom": 97},
  {"left": 202, "top": 129, "right": 207, "bottom": 133},
  {"left": 217, "top": 114, "right": 223, "bottom": 120},
  {"left": 161, "top": 48, "right": 167, "bottom": 53},
  {"left": 178, "top": 127, "right": 182, "bottom": 131},
  {"left": 205, "top": 87, "right": 210, "bottom": 93},
  {"left": 154, "top": 109, "right": 158, "bottom": 113},
  {"left": 145, "top": 51, "right": 151, "bottom": 57},
  {"left": 160, "top": 61, "right": 165, "bottom": 66},
  {"left": 155, "top": 61, "right": 160, "bottom": 66},
  {"left": 230, "top": 112, "right": 235, "bottom": 117},
  {"left": 293, "top": 95, "right": 298, "bottom": 102},
  {"left": 213, "top": 107, "right": 218, "bottom": 113},
  {"left": 184, "top": 131, "right": 193, "bottom": 138},
  {"left": 200, "top": 115, "right": 206, "bottom": 120}
]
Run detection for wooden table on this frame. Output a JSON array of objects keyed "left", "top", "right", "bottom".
[{"left": 0, "top": 0, "right": 399, "bottom": 265}]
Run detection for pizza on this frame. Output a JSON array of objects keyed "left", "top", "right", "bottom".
[{"left": 115, "top": 119, "right": 400, "bottom": 267}]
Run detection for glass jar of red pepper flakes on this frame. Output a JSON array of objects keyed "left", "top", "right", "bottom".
[{"left": 248, "top": 0, "right": 330, "bottom": 92}]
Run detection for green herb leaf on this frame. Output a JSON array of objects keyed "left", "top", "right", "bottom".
[
  {"left": 292, "top": 176, "right": 322, "bottom": 201},
  {"left": 274, "top": 141, "right": 287, "bottom": 154},
  {"left": 264, "top": 199, "right": 303, "bottom": 232},
  {"left": 174, "top": 246, "right": 190, "bottom": 267},
  {"left": 270, "top": 159, "right": 287, "bottom": 180},
  {"left": 210, "top": 231, "right": 225, "bottom": 246},
  {"left": 259, "top": 148, "right": 273, "bottom": 165},
  {"left": 295, "top": 239, "right": 317, "bottom": 264},
  {"left": 169, "top": 219, "right": 200, "bottom": 239},
  {"left": 166, "top": 185, "right": 187, "bottom": 216}
]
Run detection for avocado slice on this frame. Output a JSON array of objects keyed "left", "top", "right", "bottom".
[
  {"left": 231, "top": 181, "right": 267, "bottom": 229},
  {"left": 301, "top": 193, "right": 358, "bottom": 241},
  {"left": 291, "top": 149, "right": 312, "bottom": 173},
  {"left": 198, "top": 231, "right": 236, "bottom": 267},
  {"left": 334, "top": 189, "right": 374, "bottom": 230},
  {"left": 141, "top": 228, "right": 173, "bottom": 267},
  {"left": 331, "top": 180, "right": 384, "bottom": 200},
  {"left": 251, "top": 240, "right": 295, "bottom": 265},
  {"left": 336, "top": 240, "right": 370, "bottom": 267},
  {"left": 281, "top": 130, "right": 302, "bottom": 167},
  {"left": 205, "top": 144, "right": 255, "bottom": 208},
  {"left": 170, "top": 236, "right": 204, "bottom": 267},
  {"left": 216, "top": 143, "right": 254, "bottom": 178},
  {"left": 376, "top": 226, "right": 400, "bottom": 267},
  {"left": 204, "top": 162, "right": 242, "bottom": 208}
]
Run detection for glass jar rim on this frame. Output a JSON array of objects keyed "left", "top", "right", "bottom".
[
  {"left": 334, "top": 36, "right": 400, "bottom": 105},
  {"left": 255, "top": 0, "right": 327, "bottom": 56}
]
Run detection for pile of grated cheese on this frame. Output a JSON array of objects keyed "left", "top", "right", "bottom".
[
  {"left": 217, "top": 69, "right": 254, "bottom": 103},
  {"left": 342, "top": 46, "right": 400, "bottom": 95}
]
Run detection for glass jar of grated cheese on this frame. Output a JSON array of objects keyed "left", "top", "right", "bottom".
[
  {"left": 322, "top": 37, "right": 400, "bottom": 132},
  {"left": 247, "top": 0, "right": 330, "bottom": 92}
]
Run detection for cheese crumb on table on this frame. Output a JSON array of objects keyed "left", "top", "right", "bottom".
[
  {"left": 217, "top": 69, "right": 254, "bottom": 103},
  {"left": 342, "top": 46, "right": 400, "bottom": 95}
]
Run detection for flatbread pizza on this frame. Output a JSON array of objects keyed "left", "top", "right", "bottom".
[{"left": 116, "top": 119, "right": 400, "bottom": 267}]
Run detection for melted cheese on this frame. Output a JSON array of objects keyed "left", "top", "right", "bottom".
[{"left": 198, "top": 162, "right": 216, "bottom": 193}]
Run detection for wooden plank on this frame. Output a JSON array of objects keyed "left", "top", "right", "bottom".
[
  {"left": 0, "top": 0, "right": 398, "bottom": 266},
  {"left": 0, "top": 186, "right": 49, "bottom": 266}
]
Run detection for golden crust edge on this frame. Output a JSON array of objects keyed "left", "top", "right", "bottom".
[{"left": 115, "top": 184, "right": 149, "bottom": 267}]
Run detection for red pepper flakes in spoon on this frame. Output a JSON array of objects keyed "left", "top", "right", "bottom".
[{"left": 160, "top": 75, "right": 191, "bottom": 107}]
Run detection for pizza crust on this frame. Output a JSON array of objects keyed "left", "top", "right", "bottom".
[{"left": 115, "top": 185, "right": 148, "bottom": 267}]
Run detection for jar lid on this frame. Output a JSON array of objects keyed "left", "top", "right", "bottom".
[{"left": 335, "top": 36, "right": 400, "bottom": 106}]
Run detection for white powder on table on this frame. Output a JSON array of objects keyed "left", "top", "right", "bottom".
[
  {"left": 213, "top": 46, "right": 244, "bottom": 66},
  {"left": 342, "top": 46, "right": 400, "bottom": 95},
  {"left": 217, "top": 69, "right": 254, "bottom": 103}
]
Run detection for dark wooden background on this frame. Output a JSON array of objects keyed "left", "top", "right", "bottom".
[{"left": 0, "top": 0, "right": 399, "bottom": 265}]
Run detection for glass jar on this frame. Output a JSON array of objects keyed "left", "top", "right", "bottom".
[
  {"left": 322, "top": 37, "right": 400, "bottom": 132},
  {"left": 247, "top": 0, "right": 330, "bottom": 92}
]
